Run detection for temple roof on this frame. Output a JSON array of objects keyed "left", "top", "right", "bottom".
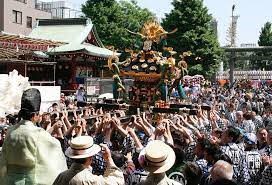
[
  {"left": 51, "top": 43, "right": 115, "bottom": 58},
  {"left": 29, "top": 18, "right": 117, "bottom": 58},
  {"left": 0, "top": 32, "right": 63, "bottom": 59},
  {"left": 29, "top": 18, "right": 94, "bottom": 44}
]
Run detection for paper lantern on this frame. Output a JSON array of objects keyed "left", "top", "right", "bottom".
[
  {"left": 65, "top": 65, "right": 69, "bottom": 69},
  {"left": 58, "top": 65, "right": 63, "bottom": 70}
]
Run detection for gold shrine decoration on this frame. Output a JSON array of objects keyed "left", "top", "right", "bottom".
[
  {"left": 121, "top": 71, "right": 161, "bottom": 80},
  {"left": 126, "top": 21, "right": 177, "bottom": 43}
]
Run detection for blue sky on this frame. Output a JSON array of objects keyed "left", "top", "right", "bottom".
[{"left": 53, "top": 0, "right": 272, "bottom": 46}]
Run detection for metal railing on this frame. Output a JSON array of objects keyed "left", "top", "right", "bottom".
[
  {"left": 216, "top": 71, "right": 272, "bottom": 80},
  {"left": 29, "top": 81, "right": 55, "bottom": 86},
  {"left": 35, "top": 2, "right": 52, "bottom": 13}
]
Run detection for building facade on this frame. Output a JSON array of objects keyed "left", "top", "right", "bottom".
[
  {"left": 210, "top": 18, "right": 218, "bottom": 38},
  {"left": 40, "top": 1, "right": 83, "bottom": 19},
  {"left": 0, "top": 0, "right": 52, "bottom": 35}
]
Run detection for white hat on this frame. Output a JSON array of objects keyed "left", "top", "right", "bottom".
[
  {"left": 65, "top": 136, "right": 101, "bottom": 159},
  {"left": 244, "top": 133, "right": 257, "bottom": 145},
  {"left": 138, "top": 140, "right": 175, "bottom": 174}
]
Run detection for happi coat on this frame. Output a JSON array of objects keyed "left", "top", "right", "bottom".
[
  {"left": 137, "top": 173, "right": 183, "bottom": 185},
  {"left": 0, "top": 120, "right": 67, "bottom": 185},
  {"left": 53, "top": 162, "right": 125, "bottom": 185}
]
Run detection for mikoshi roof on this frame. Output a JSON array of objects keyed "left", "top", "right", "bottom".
[
  {"left": 0, "top": 31, "right": 64, "bottom": 59},
  {"left": 29, "top": 18, "right": 118, "bottom": 58}
]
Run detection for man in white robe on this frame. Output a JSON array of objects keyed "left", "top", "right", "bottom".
[{"left": 0, "top": 88, "right": 67, "bottom": 185}]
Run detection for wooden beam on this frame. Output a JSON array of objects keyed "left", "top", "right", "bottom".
[
  {"left": 0, "top": 59, "right": 56, "bottom": 65},
  {"left": 223, "top": 46, "right": 272, "bottom": 52}
]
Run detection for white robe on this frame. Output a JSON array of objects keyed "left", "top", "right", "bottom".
[{"left": 0, "top": 120, "right": 67, "bottom": 185}]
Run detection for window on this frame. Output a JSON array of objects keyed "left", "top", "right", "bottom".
[
  {"left": 27, "top": 16, "right": 32, "bottom": 28},
  {"left": 12, "top": 10, "right": 22, "bottom": 24},
  {"left": 14, "top": 0, "right": 27, "bottom": 3}
]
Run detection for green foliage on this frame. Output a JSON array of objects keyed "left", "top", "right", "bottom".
[
  {"left": 162, "top": 0, "right": 222, "bottom": 78},
  {"left": 82, "top": 0, "right": 154, "bottom": 50},
  {"left": 251, "top": 22, "right": 272, "bottom": 70},
  {"left": 258, "top": 22, "right": 272, "bottom": 46}
]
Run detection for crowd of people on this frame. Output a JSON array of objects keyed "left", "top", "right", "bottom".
[{"left": 0, "top": 82, "right": 271, "bottom": 185}]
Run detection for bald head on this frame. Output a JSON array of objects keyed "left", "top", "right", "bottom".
[
  {"left": 211, "top": 160, "right": 233, "bottom": 182},
  {"left": 236, "top": 111, "right": 243, "bottom": 121}
]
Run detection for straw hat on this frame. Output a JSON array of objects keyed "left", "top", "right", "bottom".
[
  {"left": 65, "top": 136, "right": 101, "bottom": 159},
  {"left": 138, "top": 140, "right": 175, "bottom": 174}
]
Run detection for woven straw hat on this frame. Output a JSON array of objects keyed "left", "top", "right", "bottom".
[
  {"left": 138, "top": 140, "right": 175, "bottom": 174},
  {"left": 65, "top": 136, "right": 101, "bottom": 159}
]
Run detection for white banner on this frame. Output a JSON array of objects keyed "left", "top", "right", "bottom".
[{"left": 32, "top": 86, "right": 61, "bottom": 113}]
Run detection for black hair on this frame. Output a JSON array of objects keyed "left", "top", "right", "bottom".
[
  {"left": 251, "top": 107, "right": 259, "bottom": 115},
  {"left": 184, "top": 162, "right": 202, "bottom": 185},
  {"left": 111, "top": 151, "right": 125, "bottom": 168},
  {"left": 51, "top": 113, "right": 58, "bottom": 120},
  {"left": 64, "top": 100, "right": 71, "bottom": 107},
  {"left": 74, "top": 158, "right": 88, "bottom": 164},
  {"left": 241, "top": 102, "right": 248, "bottom": 109},
  {"left": 52, "top": 103, "right": 58, "bottom": 107},
  {"left": 204, "top": 142, "right": 221, "bottom": 163},
  {"left": 171, "top": 144, "right": 185, "bottom": 165},
  {"left": 227, "top": 126, "right": 241, "bottom": 143},
  {"left": 6, "top": 114, "right": 18, "bottom": 125},
  {"left": 197, "top": 138, "right": 210, "bottom": 151},
  {"left": 210, "top": 179, "right": 238, "bottom": 185},
  {"left": 219, "top": 153, "right": 233, "bottom": 164},
  {"left": 243, "top": 112, "right": 253, "bottom": 120},
  {"left": 132, "top": 152, "right": 142, "bottom": 170},
  {"left": 18, "top": 110, "right": 39, "bottom": 121}
]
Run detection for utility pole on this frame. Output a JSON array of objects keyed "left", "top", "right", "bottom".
[{"left": 228, "top": 4, "right": 239, "bottom": 86}]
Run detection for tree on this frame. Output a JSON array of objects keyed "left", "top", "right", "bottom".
[
  {"left": 82, "top": 0, "right": 154, "bottom": 50},
  {"left": 258, "top": 22, "right": 272, "bottom": 46},
  {"left": 162, "top": 0, "right": 222, "bottom": 78},
  {"left": 251, "top": 22, "right": 272, "bottom": 70}
]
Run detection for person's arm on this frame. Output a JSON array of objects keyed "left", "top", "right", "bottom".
[
  {"left": 55, "top": 126, "right": 64, "bottom": 139},
  {"left": 164, "top": 120, "right": 174, "bottom": 146},
  {"left": 112, "top": 117, "right": 128, "bottom": 137},
  {"left": 124, "top": 152, "right": 135, "bottom": 175},
  {"left": 188, "top": 115, "right": 199, "bottom": 128},
  {"left": 0, "top": 137, "right": 7, "bottom": 184},
  {"left": 45, "top": 120, "right": 52, "bottom": 132},
  {"left": 64, "top": 124, "right": 75, "bottom": 137},
  {"left": 149, "top": 126, "right": 161, "bottom": 142},
  {"left": 47, "top": 121, "right": 62, "bottom": 135},
  {"left": 96, "top": 144, "right": 125, "bottom": 185},
  {"left": 60, "top": 117, "right": 68, "bottom": 134},
  {"left": 142, "top": 112, "right": 154, "bottom": 130},
  {"left": 95, "top": 119, "right": 104, "bottom": 135},
  {"left": 62, "top": 111, "right": 72, "bottom": 129},
  {"left": 127, "top": 127, "right": 143, "bottom": 150},
  {"left": 137, "top": 117, "right": 151, "bottom": 137},
  {"left": 75, "top": 125, "right": 82, "bottom": 137},
  {"left": 180, "top": 126, "right": 194, "bottom": 143},
  {"left": 73, "top": 110, "right": 77, "bottom": 120},
  {"left": 81, "top": 118, "right": 87, "bottom": 135},
  {"left": 210, "top": 112, "right": 219, "bottom": 130}
]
